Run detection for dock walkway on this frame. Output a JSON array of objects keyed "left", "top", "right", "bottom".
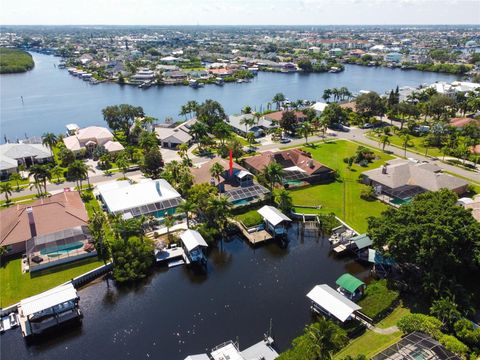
[
  {"left": 233, "top": 220, "right": 273, "bottom": 245},
  {"left": 155, "top": 247, "right": 190, "bottom": 265}
]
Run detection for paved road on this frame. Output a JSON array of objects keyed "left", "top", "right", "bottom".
[{"left": 3, "top": 129, "right": 479, "bottom": 202}]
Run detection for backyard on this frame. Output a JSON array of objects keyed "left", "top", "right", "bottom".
[
  {"left": 0, "top": 257, "right": 104, "bottom": 307},
  {"left": 289, "top": 140, "right": 394, "bottom": 232}
]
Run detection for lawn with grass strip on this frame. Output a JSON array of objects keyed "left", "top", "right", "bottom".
[
  {"left": 367, "top": 132, "right": 443, "bottom": 157},
  {"left": 0, "top": 257, "right": 104, "bottom": 307},
  {"left": 333, "top": 329, "right": 402, "bottom": 359},
  {"left": 236, "top": 208, "right": 263, "bottom": 227},
  {"left": 289, "top": 140, "right": 393, "bottom": 232}
]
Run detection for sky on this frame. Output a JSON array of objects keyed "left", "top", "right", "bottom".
[{"left": 1, "top": 0, "right": 479, "bottom": 26}]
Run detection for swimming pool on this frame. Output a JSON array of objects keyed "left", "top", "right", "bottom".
[
  {"left": 390, "top": 197, "right": 412, "bottom": 205},
  {"left": 40, "top": 242, "right": 84, "bottom": 257}
]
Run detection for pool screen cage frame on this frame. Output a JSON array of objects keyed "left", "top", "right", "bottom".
[
  {"left": 26, "top": 226, "right": 92, "bottom": 265},
  {"left": 372, "top": 332, "right": 460, "bottom": 360}
]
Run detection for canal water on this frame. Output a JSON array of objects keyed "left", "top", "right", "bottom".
[
  {"left": 0, "top": 52, "right": 460, "bottom": 141},
  {"left": 2, "top": 225, "right": 370, "bottom": 360}
]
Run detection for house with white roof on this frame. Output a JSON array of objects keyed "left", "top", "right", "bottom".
[
  {"left": 306, "top": 284, "right": 361, "bottom": 322},
  {"left": 257, "top": 205, "right": 291, "bottom": 236},
  {"left": 97, "top": 179, "right": 182, "bottom": 219},
  {"left": 0, "top": 143, "right": 52, "bottom": 179},
  {"left": 63, "top": 126, "right": 124, "bottom": 154},
  {"left": 310, "top": 101, "right": 328, "bottom": 115},
  {"left": 227, "top": 113, "right": 277, "bottom": 138}
]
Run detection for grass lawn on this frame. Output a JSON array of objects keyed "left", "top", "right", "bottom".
[
  {"left": 289, "top": 140, "right": 394, "bottom": 233},
  {"left": 368, "top": 132, "right": 442, "bottom": 158},
  {"left": 333, "top": 329, "right": 402, "bottom": 359},
  {"left": 0, "top": 193, "right": 40, "bottom": 206},
  {"left": 235, "top": 208, "right": 263, "bottom": 227},
  {"left": 376, "top": 302, "right": 411, "bottom": 329},
  {"left": 358, "top": 280, "right": 399, "bottom": 320},
  {"left": 0, "top": 257, "right": 104, "bottom": 307}
]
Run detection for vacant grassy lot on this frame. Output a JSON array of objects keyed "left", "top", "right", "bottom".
[
  {"left": 368, "top": 132, "right": 443, "bottom": 158},
  {"left": 0, "top": 48, "right": 34, "bottom": 73},
  {"left": 290, "top": 140, "right": 394, "bottom": 232},
  {"left": 0, "top": 257, "right": 103, "bottom": 307}
]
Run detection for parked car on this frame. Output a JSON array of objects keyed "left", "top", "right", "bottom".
[{"left": 279, "top": 138, "right": 291, "bottom": 143}]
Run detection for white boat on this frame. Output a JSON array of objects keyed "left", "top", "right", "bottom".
[{"left": 8, "top": 313, "right": 18, "bottom": 328}]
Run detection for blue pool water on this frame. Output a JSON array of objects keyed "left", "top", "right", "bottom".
[{"left": 40, "top": 242, "right": 84, "bottom": 256}]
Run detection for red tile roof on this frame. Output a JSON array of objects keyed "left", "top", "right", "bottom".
[
  {"left": 450, "top": 117, "right": 479, "bottom": 128},
  {"left": 264, "top": 111, "right": 307, "bottom": 122},
  {"left": 243, "top": 148, "right": 332, "bottom": 176},
  {"left": 191, "top": 157, "right": 246, "bottom": 185},
  {"left": 0, "top": 191, "right": 88, "bottom": 247}
]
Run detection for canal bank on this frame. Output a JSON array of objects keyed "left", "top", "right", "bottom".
[
  {"left": 1, "top": 223, "right": 370, "bottom": 360},
  {"left": 0, "top": 52, "right": 461, "bottom": 141}
]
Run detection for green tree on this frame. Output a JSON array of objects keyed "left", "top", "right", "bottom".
[
  {"left": 9, "top": 172, "right": 23, "bottom": 191},
  {"left": 322, "top": 89, "right": 332, "bottom": 103},
  {"left": 164, "top": 215, "right": 175, "bottom": 243},
  {"left": 321, "top": 103, "right": 347, "bottom": 127},
  {"left": 368, "top": 190, "right": 480, "bottom": 307},
  {"left": 280, "top": 110, "right": 297, "bottom": 135},
  {"left": 298, "top": 58, "right": 313, "bottom": 72},
  {"left": 397, "top": 313, "right": 443, "bottom": 339},
  {"left": 28, "top": 164, "right": 51, "bottom": 195},
  {"left": 110, "top": 235, "right": 154, "bottom": 282},
  {"left": 50, "top": 165, "right": 64, "bottom": 183},
  {"left": 138, "top": 130, "right": 158, "bottom": 151},
  {"left": 246, "top": 132, "right": 256, "bottom": 147},
  {"left": 210, "top": 162, "right": 225, "bottom": 185},
  {"left": 142, "top": 148, "right": 163, "bottom": 178},
  {"left": 274, "top": 189, "right": 293, "bottom": 213},
  {"left": 272, "top": 92, "right": 286, "bottom": 110},
  {"left": 102, "top": 104, "right": 144, "bottom": 140},
  {"left": 196, "top": 99, "right": 227, "bottom": 130},
  {"left": 380, "top": 135, "right": 391, "bottom": 151},
  {"left": 0, "top": 182, "right": 13, "bottom": 204},
  {"left": 212, "top": 121, "right": 232, "bottom": 145},
  {"left": 401, "top": 134, "right": 411, "bottom": 157},
  {"left": 355, "top": 92, "right": 386, "bottom": 119},
  {"left": 42, "top": 132, "right": 58, "bottom": 153},
  {"left": 177, "top": 199, "right": 197, "bottom": 229},
  {"left": 299, "top": 121, "right": 313, "bottom": 144},
  {"left": 261, "top": 162, "right": 284, "bottom": 192},
  {"left": 58, "top": 147, "right": 75, "bottom": 167},
  {"left": 66, "top": 160, "right": 88, "bottom": 193},
  {"left": 430, "top": 297, "right": 461, "bottom": 332}
]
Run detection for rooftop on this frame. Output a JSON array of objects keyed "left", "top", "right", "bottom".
[
  {"left": 335, "top": 273, "right": 365, "bottom": 294},
  {"left": 19, "top": 283, "right": 78, "bottom": 317},
  {"left": 306, "top": 284, "right": 361, "bottom": 322},
  {"left": 257, "top": 205, "right": 291, "bottom": 226}
]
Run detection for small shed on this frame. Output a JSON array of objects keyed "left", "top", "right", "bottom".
[
  {"left": 180, "top": 229, "right": 208, "bottom": 263},
  {"left": 306, "top": 284, "right": 361, "bottom": 322},
  {"left": 368, "top": 249, "right": 397, "bottom": 277},
  {"left": 351, "top": 234, "right": 373, "bottom": 252},
  {"left": 257, "top": 205, "right": 291, "bottom": 236},
  {"left": 335, "top": 273, "right": 366, "bottom": 301}
]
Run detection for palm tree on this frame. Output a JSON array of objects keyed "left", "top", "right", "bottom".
[
  {"left": 272, "top": 93, "right": 285, "bottom": 110},
  {"left": 177, "top": 199, "right": 197, "bottom": 228},
  {"left": 262, "top": 162, "right": 284, "bottom": 192},
  {"left": 9, "top": 172, "right": 23, "bottom": 191},
  {"left": 177, "top": 143, "right": 190, "bottom": 164},
  {"left": 0, "top": 182, "right": 13, "bottom": 204},
  {"left": 380, "top": 135, "right": 391, "bottom": 151},
  {"left": 240, "top": 116, "right": 254, "bottom": 135},
  {"left": 242, "top": 105, "right": 252, "bottom": 114},
  {"left": 28, "top": 164, "right": 51, "bottom": 195},
  {"left": 246, "top": 132, "right": 256, "bottom": 147},
  {"left": 274, "top": 189, "right": 293, "bottom": 213},
  {"left": 206, "top": 195, "right": 232, "bottom": 237},
  {"left": 67, "top": 160, "right": 88, "bottom": 193},
  {"left": 320, "top": 116, "right": 329, "bottom": 140},
  {"left": 401, "top": 134, "right": 411, "bottom": 157},
  {"left": 42, "top": 132, "right": 58, "bottom": 154},
  {"left": 304, "top": 318, "right": 348, "bottom": 360},
  {"left": 116, "top": 154, "right": 129, "bottom": 179},
  {"left": 322, "top": 89, "right": 332, "bottom": 103},
  {"left": 210, "top": 162, "right": 225, "bottom": 185},
  {"left": 50, "top": 166, "right": 64, "bottom": 184},
  {"left": 164, "top": 215, "right": 175, "bottom": 243},
  {"left": 179, "top": 104, "right": 189, "bottom": 120},
  {"left": 298, "top": 121, "right": 312, "bottom": 144}
]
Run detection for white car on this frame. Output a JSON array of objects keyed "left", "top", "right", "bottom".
[{"left": 407, "top": 157, "right": 419, "bottom": 163}]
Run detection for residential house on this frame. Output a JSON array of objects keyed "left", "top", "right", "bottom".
[
  {"left": 97, "top": 179, "right": 182, "bottom": 219},
  {"left": 155, "top": 126, "right": 192, "bottom": 149},
  {"left": 263, "top": 111, "right": 307, "bottom": 124},
  {"left": 63, "top": 126, "right": 124, "bottom": 154},
  {"left": 191, "top": 157, "right": 269, "bottom": 205},
  {"left": 385, "top": 52, "right": 402, "bottom": 63},
  {"left": 310, "top": 102, "right": 328, "bottom": 115},
  {"left": 449, "top": 117, "right": 480, "bottom": 129},
  {"left": 227, "top": 114, "right": 277, "bottom": 138},
  {"left": 0, "top": 143, "right": 52, "bottom": 179},
  {"left": 457, "top": 195, "right": 480, "bottom": 222},
  {"left": 362, "top": 159, "right": 469, "bottom": 201},
  {"left": 243, "top": 148, "right": 335, "bottom": 186},
  {"left": 0, "top": 191, "right": 89, "bottom": 256}
]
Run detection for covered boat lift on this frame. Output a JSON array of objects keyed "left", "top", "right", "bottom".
[
  {"left": 335, "top": 273, "right": 366, "bottom": 301},
  {"left": 180, "top": 229, "right": 208, "bottom": 264},
  {"left": 257, "top": 205, "right": 291, "bottom": 236},
  {"left": 306, "top": 284, "right": 361, "bottom": 322}
]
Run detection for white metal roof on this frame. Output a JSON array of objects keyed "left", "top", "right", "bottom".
[
  {"left": 257, "top": 205, "right": 291, "bottom": 227},
  {"left": 19, "top": 283, "right": 78, "bottom": 317},
  {"left": 236, "top": 170, "right": 253, "bottom": 179},
  {"left": 99, "top": 179, "right": 181, "bottom": 213},
  {"left": 210, "top": 342, "right": 244, "bottom": 360},
  {"left": 306, "top": 284, "right": 361, "bottom": 322},
  {"left": 180, "top": 229, "right": 208, "bottom": 252},
  {"left": 184, "top": 355, "right": 210, "bottom": 360}
]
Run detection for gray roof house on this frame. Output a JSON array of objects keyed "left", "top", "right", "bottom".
[
  {"left": 362, "top": 159, "right": 469, "bottom": 200},
  {"left": 155, "top": 127, "right": 192, "bottom": 149},
  {"left": 0, "top": 143, "right": 52, "bottom": 178},
  {"left": 227, "top": 114, "right": 277, "bottom": 138}
]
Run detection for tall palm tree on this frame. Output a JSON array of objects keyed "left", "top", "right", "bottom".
[
  {"left": 9, "top": 172, "right": 23, "bottom": 191},
  {"left": 272, "top": 93, "right": 285, "bottom": 110},
  {"left": 42, "top": 132, "right": 58, "bottom": 154},
  {"left": 304, "top": 318, "right": 348, "bottom": 360},
  {"left": 164, "top": 215, "right": 175, "bottom": 243},
  {"left": 177, "top": 143, "right": 190, "bottom": 164},
  {"left": 28, "top": 164, "right": 51, "bottom": 195},
  {"left": 274, "top": 189, "right": 293, "bottom": 213},
  {"left": 262, "top": 162, "right": 284, "bottom": 192},
  {"left": 116, "top": 154, "right": 129, "bottom": 179},
  {"left": 0, "top": 182, "right": 13, "bottom": 204},
  {"left": 401, "top": 134, "right": 411, "bottom": 157},
  {"left": 206, "top": 195, "right": 232, "bottom": 237},
  {"left": 246, "top": 132, "right": 256, "bottom": 147},
  {"left": 320, "top": 116, "right": 329, "bottom": 140},
  {"left": 177, "top": 199, "right": 197, "bottom": 228},
  {"left": 67, "top": 160, "right": 88, "bottom": 193},
  {"left": 298, "top": 121, "right": 312, "bottom": 144},
  {"left": 210, "top": 162, "right": 225, "bottom": 185},
  {"left": 322, "top": 89, "right": 332, "bottom": 103},
  {"left": 50, "top": 166, "right": 64, "bottom": 184},
  {"left": 380, "top": 135, "right": 391, "bottom": 151}
]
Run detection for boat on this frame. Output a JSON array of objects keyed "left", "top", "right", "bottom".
[
  {"left": 8, "top": 313, "right": 19, "bottom": 328},
  {"left": 215, "top": 77, "right": 224, "bottom": 85}
]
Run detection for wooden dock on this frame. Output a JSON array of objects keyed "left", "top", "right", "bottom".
[
  {"left": 155, "top": 247, "right": 190, "bottom": 265},
  {"left": 233, "top": 220, "right": 273, "bottom": 245}
]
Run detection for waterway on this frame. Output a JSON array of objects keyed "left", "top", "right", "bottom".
[
  {"left": 2, "top": 226, "right": 370, "bottom": 360},
  {"left": 0, "top": 52, "right": 460, "bottom": 141}
]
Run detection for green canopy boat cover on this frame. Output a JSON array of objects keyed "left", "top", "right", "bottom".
[{"left": 335, "top": 273, "right": 365, "bottom": 294}]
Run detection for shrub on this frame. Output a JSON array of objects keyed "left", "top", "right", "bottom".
[
  {"left": 454, "top": 319, "right": 480, "bottom": 349},
  {"left": 439, "top": 334, "right": 469, "bottom": 356},
  {"left": 360, "top": 186, "right": 376, "bottom": 201},
  {"left": 397, "top": 314, "right": 443, "bottom": 339},
  {"left": 358, "top": 280, "right": 399, "bottom": 320}
]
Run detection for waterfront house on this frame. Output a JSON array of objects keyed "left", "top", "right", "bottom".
[
  {"left": 457, "top": 195, "right": 480, "bottom": 222},
  {"left": 18, "top": 283, "right": 82, "bottom": 338},
  {"left": 335, "top": 273, "right": 366, "bottom": 301},
  {"left": 227, "top": 114, "right": 277, "bottom": 138},
  {"left": 63, "top": 126, "right": 124, "bottom": 154},
  {"left": 362, "top": 159, "right": 469, "bottom": 201},
  {"left": 191, "top": 157, "right": 269, "bottom": 205},
  {"left": 263, "top": 110, "right": 307, "bottom": 124},
  {"left": 155, "top": 126, "right": 192, "bottom": 149},
  {"left": 97, "top": 179, "right": 182, "bottom": 219},
  {"left": 180, "top": 229, "right": 208, "bottom": 264},
  {"left": 0, "top": 190, "right": 89, "bottom": 256},
  {"left": 243, "top": 148, "right": 335, "bottom": 186},
  {"left": 257, "top": 205, "right": 291, "bottom": 236},
  {"left": 131, "top": 68, "right": 155, "bottom": 82},
  {"left": 310, "top": 102, "right": 328, "bottom": 115},
  {"left": 385, "top": 52, "right": 402, "bottom": 63},
  {"left": 306, "top": 284, "right": 361, "bottom": 323},
  {"left": 0, "top": 143, "right": 52, "bottom": 179}
]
